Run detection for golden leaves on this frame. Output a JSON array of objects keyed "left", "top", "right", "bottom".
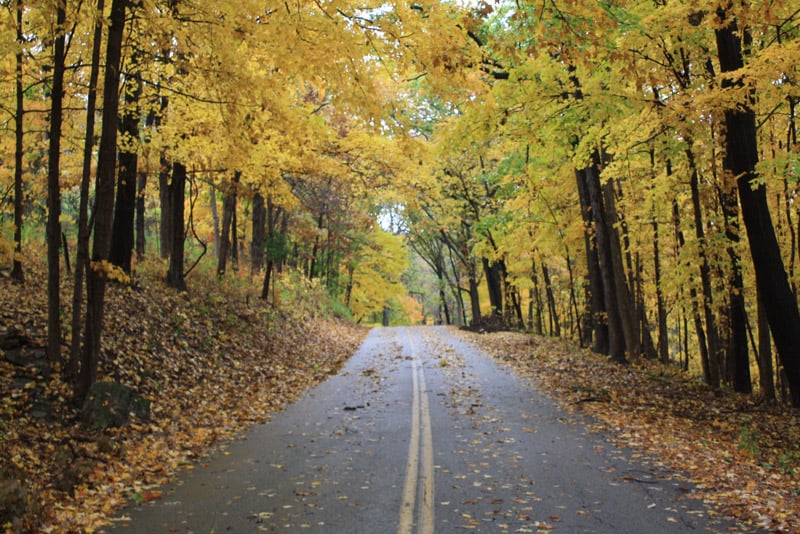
[{"left": 0, "top": 256, "right": 368, "bottom": 532}]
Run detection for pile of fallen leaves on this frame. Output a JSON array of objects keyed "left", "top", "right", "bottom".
[
  {"left": 457, "top": 329, "right": 800, "bottom": 532},
  {"left": 0, "top": 258, "right": 366, "bottom": 533}
]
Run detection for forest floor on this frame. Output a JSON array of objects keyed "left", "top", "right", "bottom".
[{"left": 0, "top": 258, "right": 799, "bottom": 532}]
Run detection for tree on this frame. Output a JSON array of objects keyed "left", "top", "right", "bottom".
[
  {"left": 10, "top": 0, "right": 25, "bottom": 283},
  {"left": 79, "top": 0, "right": 128, "bottom": 403},
  {"left": 69, "top": 0, "right": 105, "bottom": 378},
  {"left": 46, "top": 0, "right": 67, "bottom": 366},
  {"left": 714, "top": 4, "right": 800, "bottom": 405}
]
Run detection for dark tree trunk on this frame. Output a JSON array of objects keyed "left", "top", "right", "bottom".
[
  {"left": 210, "top": 185, "right": 220, "bottom": 258},
  {"left": 718, "top": 174, "right": 751, "bottom": 393},
  {"left": 482, "top": 258, "right": 504, "bottom": 319},
  {"left": 135, "top": 168, "right": 147, "bottom": 257},
  {"left": 69, "top": 0, "right": 105, "bottom": 378},
  {"left": 438, "top": 267, "right": 451, "bottom": 325},
  {"left": 157, "top": 96, "right": 171, "bottom": 258},
  {"left": 79, "top": 0, "right": 128, "bottom": 403},
  {"left": 542, "top": 262, "right": 560, "bottom": 337},
  {"left": 576, "top": 165, "right": 608, "bottom": 351},
  {"left": 652, "top": 217, "right": 670, "bottom": 363},
  {"left": 584, "top": 159, "right": 626, "bottom": 363},
  {"left": 603, "top": 178, "right": 641, "bottom": 358},
  {"left": 687, "top": 147, "right": 721, "bottom": 387},
  {"left": 530, "top": 259, "right": 544, "bottom": 335},
  {"left": 110, "top": 70, "right": 142, "bottom": 273},
  {"left": 468, "top": 261, "right": 481, "bottom": 326},
  {"left": 217, "top": 171, "right": 240, "bottom": 276},
  {"left": 251, "top": 193, "right": 265, "bottom": 274},
  {"left": 757, "top": 288, "right": 776, "bottom": 402},
  {"left": 673, "top": 198, "right": 712, "bottom": 377},
  {"left": 46, "top": 1, "right": 67, "bottom": 366},
  {"left": 11, "top": 0, "right": 25, "bottom": 283},
  {"left": 716, "top": 10, "right": 800, "bottom": 405},
  {"left": 165, "top": 161, "right": 187, "bottom": 291}
]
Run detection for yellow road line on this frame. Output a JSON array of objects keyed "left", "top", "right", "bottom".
[{"left": 398, "top": 330, "right": 435, "bottom": 534}]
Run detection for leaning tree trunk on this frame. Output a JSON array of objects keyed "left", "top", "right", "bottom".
[
  {"left": 46, "top": 0, "right": 67, "bottom": 366},
  {"left": 79, "top": 0, "right": 128, "bottom": 403},
  {"left": 716, "top": 8, "right": 800, "bottom": 406}
]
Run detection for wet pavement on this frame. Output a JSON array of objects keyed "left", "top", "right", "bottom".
[{"left": 103, "top": 326, "right": 755, "bottom": 533}]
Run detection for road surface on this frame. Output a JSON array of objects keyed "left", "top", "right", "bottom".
[{"left": 104, "top": 326, "right": 751, "bottom": 533}]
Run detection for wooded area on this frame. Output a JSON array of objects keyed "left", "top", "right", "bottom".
[{"left": 1, "top": 2, "right": 800, "bottom": 409}]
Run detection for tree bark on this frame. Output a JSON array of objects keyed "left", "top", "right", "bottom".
[
  {"left": 110, "top": 69, "right": 142, "bottom": 273},
  {"left": 603, "top": 178, "right": 641, "bottom": 358},
  {"left": 715, "top": 8, "right": 800, "bottom": 405},
  {"left": 69, "top": 0, "right": 105, "bottom": 378},
  {"left": 217, "top": 171, "right": 240, "bottom": 276},
  {"left": 718, "top": 173, "right": 751, "bottom": 393},
  {"left": 757, "top": 288, "right": 775, "bottom": 402},
  {"left": 79, "top": 0, "right": 128, "bottom": 403},
  {"left": 584, "top": 159, "right": 626, "bottom": 362},
  {"left": 687, "top": 146, "right": 721, "bottom": 387},
  {"left": 251, "top": 192, "right": 265, "bottom": 274},
  {"left": 165, "top": 161, "right": 187, "bottom": 291},
  {"left": 46, "top": 0, "right": 67, "bottom": 366},
  {"left": 542, "top": 262, "right": 560, "bottom": 337},
  {"left": 11, "top": 0, "right": 25, "bottom": 283}
]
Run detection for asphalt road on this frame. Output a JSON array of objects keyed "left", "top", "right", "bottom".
[{"left": 104, "top": 326, "right": 752, "bottom": 533}]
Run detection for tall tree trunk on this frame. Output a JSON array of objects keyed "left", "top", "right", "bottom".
[
  {"left": 46, "top": 1, "right": 67, "bottom": 366},
  {"left": 135, "top": 169, "right": 147, "bottom": 257},
  {"left": 757, "top": 288, "right": 776, "bottom": 402},
  {"left": 482, "top": 258, "right": 504, "bottom": 319},
  {"left": 158, "top": 152, "right": 172, "bottom": 258},
  {"left": 603, "top": 178, "right": 641, "bottom": 358},
  {"left": 530, "top": 259, "right": 544, "bottom": 335},
  {"left": 79, "top": 0, "right": 128, "bottom": 403},
  {"left": 468, "top": 260, "right": 481, "bottom": 326},
  {"left": 652, "top": 217, "right": 669, "bottom": 363},
  {"left": 165, "top": 162, "right": 187, "bottom": 291},
  {"left": 577, "top": 165, "right": 608, "bottom": 352},
  {"left": 209, "top": 184, "right": 221, "bottom": 259},
  {"left": 11, "top": 0, "right": 25, "bottom": 283},
  {"left": 541, "top": 262, "right": 560, "bottom": 337},
  {"left": 251, "top": 192, "right": 265, "bottom": 274},
  {"left": 584, "top": 160, "right": 626, "bottom": 362},
  {"left": 715, "top": 7, "right": 800, "bottom": 405},
  {"left": 217, "top": 171, "right": 240, "bottom": 276},
  {"left": 673, "top": 198, "right": 712, "bottom": 377},
  {"left": 687, "top": 147, "right": 721, "bottom": 387},
  {"left": 110, "top": 69, "right": 142, "bottom": 273},
  {"left": 718, "top": 173, "right": 751, "bottom": 393},
  {"left": 69, "top": 0, "right": 105, "bottom": 378}
]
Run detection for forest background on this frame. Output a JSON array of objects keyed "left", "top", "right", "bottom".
[{"left": 1, "top": 0, "right": 800, "bottom": 531}]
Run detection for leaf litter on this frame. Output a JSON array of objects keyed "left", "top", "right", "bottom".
[
  {"left": 0, "top": 261, "right": 366, "bottom": 533},
  {"left": 456, "top": 328, "right": 800, "bottom": 533}
]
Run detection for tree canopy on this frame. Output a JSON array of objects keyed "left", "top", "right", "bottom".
[{"left": 1, "top": 0, "right": 800, "bottom": 403}]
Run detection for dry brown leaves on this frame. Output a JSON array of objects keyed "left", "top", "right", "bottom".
[
  {"left": 0, "top": 261, "right": 367, "bottom": 533},
  {"left": 456, "top": 328, "right": 800, "bottom": 533}
]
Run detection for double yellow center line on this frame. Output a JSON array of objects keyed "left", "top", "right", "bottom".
[{"left": 398, "top": 331, "right": 435, "bottom": 534}]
